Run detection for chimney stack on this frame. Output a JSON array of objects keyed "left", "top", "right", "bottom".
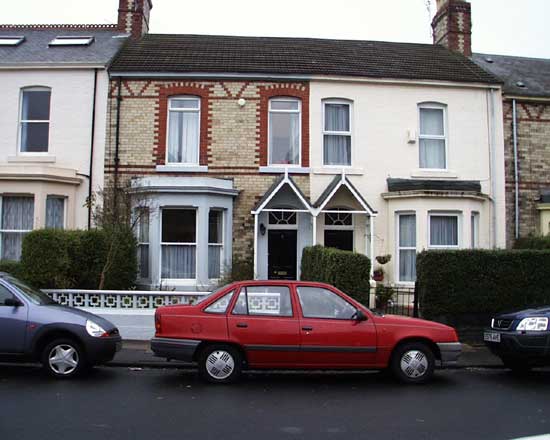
[
  {"left": 117, "top": 0, "right": 152, "bottom": 39},
  {"left": 431, "top": 0, "right": 472, "bottom": 57}
]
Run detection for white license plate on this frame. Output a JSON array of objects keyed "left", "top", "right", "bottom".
[{"left": 484, "top": 331, "right": 501, "bottom": 343}]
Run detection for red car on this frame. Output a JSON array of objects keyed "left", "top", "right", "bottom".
[{"left": 151, "top": 281, "right": 461, "bottom": 384}]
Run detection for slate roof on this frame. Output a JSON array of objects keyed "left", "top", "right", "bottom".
[
  {"left": 252, "top": 175, "right": 311, "bottom": 213},
  {"left": 472, "top": 53, "right": 550, "bottom": 98},
  {"left": 386, "top": 178, "right": 482, "bottom": 193},
  {"left": 0, "top": 27, "right": 128, "bottom": 66},
  {"left": 110, "top": 34, "right": 499, "bottom": 84}
]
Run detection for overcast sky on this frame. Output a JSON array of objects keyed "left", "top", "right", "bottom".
[{"left": 4, "top": 0, "right": 550, "bottom": 58}]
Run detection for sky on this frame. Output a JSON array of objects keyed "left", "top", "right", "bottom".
[{"left": 4, "top": 0, "right": 550, "bottom": 58}]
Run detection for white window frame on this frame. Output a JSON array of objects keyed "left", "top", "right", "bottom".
[
  {"left": 45, "top": 195, "right": 66, "bottom": 229},
  {"left": 268, "top": 97, "right": 302, "bottom": 167},
  {"left": 0, "top": 195, "right": 35, "bottom": 261},
  {"left": 19, "top": 87, "right": 51, "bottom": 155},
  {"left": 471, "top": 211, "right": 480, "bottom": 249},
  {"left": 165, "top": 96, "right": 201, "bottom": 166},
  {"left": 323, "top": 210, "right": 354, "bottom": 250},
  {"left": 159, "top": 207, "right": 198, "bottom": 283},
  {"left": 396, "top": 212, "right": 417, "bottom": 284},
  {"left": 135, "top": 207, "right": 150, "bottom": 280},
  {"left": 418, "top": 103, "right": 448, "bottom": 171},
  {"left": 322, "top": 99, "right": 353, "bottom": 167},
  {"left": 208, "top": 209, "right": 224, "bottom": 280},
  {"left": 428, "top": 212, "right": 461, "bottom": 249}
]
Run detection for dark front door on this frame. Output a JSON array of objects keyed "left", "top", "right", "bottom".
[{"left": 268, "top": 230, "right": 297, "bottom": 280}]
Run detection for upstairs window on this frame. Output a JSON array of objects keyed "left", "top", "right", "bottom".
[
  {"left": 268, "top": 98, "right": 301, "bottom": 166},
  {"left": 166, "top": 97, "right": 200, "bottom": 165},
  {"left": 419, "top": 104, "right": 446, "bottom": 169},
  {"left": 323, "top": 100, "right": 352, "bottom": 166},
  {"left": 20, "top": 87, "right": 51, "bottom": 153}
]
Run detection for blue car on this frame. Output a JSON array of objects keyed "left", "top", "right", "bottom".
[
  {"left": 0, "top": 273, "right": 121, "bottom": 378},
  {"left": 484, "top": 307, "right": 550, "bottom": 372}
]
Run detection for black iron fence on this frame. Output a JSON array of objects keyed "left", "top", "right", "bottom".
[{"left": 375, "top": 284, "right": 419, "bottom": 317}]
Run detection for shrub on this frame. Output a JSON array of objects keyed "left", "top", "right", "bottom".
[
  {"left": 514, "top": 235, "right": 550, "bottom": 250},
  {"left": 19, "top": 228, "right": 137, "bottom": 290},
  {"left": 301, "top": 245, "right": 371, "bottom": 305},
  {"left": 417, "top": 249, "right": 550, "bottom": 327},
  {"left": 0, "top": 260, "right": 24, "bottom": 279},
  {"left": 217, "top": 254, "right": 254, "bottom": 287}
]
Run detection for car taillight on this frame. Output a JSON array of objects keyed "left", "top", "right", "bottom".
[{"left": 155, "top": 312, "right": 162, "bottom": 335}]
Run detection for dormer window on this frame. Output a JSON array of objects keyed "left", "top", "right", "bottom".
[
  {"left": 0, "top": 36, "right": 25, "bottom": 46},
  {"left": 49, "top": 36, "right": 94, "bottom": 46}
]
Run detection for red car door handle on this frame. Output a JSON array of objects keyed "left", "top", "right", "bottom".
[
  {"left": 302, "top": 326, "right": 313, "bottom": 331},
  {"left": 236, "top": 323, "right": 248, "bottom": 328}
]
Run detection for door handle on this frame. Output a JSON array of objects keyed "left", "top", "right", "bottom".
[
  {"left": 302, "top": 326, "right": 313, "bottom": 331},
  {"left": 236, "top": 323, "right": 248, "bottom": 328}
]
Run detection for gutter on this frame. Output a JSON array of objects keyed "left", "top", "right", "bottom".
[
  {"left": 512, "top": 99, "right": 519, "bottom": 240},
  {"left": 88, "top": 68, "right": 98, "bottom": 229}
]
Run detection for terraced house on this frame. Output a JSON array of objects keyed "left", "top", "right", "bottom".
[{"left": 106, "top": 0, "right": 505, "bottom": 292}]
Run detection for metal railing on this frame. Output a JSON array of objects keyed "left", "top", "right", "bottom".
[{"left": 375, "top": 285, "right": 418, "bottom": 317}]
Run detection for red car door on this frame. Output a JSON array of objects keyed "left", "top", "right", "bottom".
[
  {"left": 227, "top": 284, "right": 301, "bottom": 368},
  {"left": 294, "top": 284, "right": 378, "bottom": 368}
]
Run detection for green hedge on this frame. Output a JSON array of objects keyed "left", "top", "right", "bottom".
[
  {"left": 20, "top": 228, "right": 137, "bottom": 290},
  {"left": 301, "top": 245, "right": 371, "bottom": 304},
  {"left": 514, "top": 235, "right": 550, "bottom": 249},
  {"left": 417, "top": 250, "right": 550, "bottom": 325},
  {"left": 0, "top": 260, "right": 24, "bottom": 279}
]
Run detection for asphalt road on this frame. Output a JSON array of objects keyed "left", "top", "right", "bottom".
[{"left": 1, "top": 365, "right": 549, "bottom": 440}]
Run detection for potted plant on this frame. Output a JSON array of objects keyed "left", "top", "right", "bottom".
[
  {"left": 375, "top": 254, "right": 392, "bottom": 265},
  {"left": 375, "top": 284, "right": 395, "bottom": 310},
  {"left": 373, "top": 268, "right": 384, "bottom": 282}
]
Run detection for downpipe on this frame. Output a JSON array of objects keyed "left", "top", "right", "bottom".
[{"left": 512, "top": 99, "right": 519, "bottom": 240}]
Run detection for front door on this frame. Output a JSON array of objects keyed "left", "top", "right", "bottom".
[
  {"left": 0, "top": 284, "right": 28, "bottom": 354},
  {"left": 268, "top": 230, "right": 297, "bottom": 280}
]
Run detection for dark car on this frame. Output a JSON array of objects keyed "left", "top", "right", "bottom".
[
  {"left": 0, "top": 273, "right": 121, "bottom": 378},
  {"left": 484, "top": 307, "right": 550, "bottom": 371}
]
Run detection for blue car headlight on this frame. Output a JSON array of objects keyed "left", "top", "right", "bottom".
[
  {"left": 516, "top": 317, "right": 548, "bottom": 332},
  {"left": 86, "top": 320, "right": 108, "bottom": 338}
]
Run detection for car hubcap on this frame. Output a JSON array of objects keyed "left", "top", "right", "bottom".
[
  {"left": 49, "top": 344, "right": 79, "bottom": 375},
  {"left": 400, "top": 350, "right": 428, "bottom": 378},
  {"left": 205, "top": 350, "right": 235, "bottom": 380}
]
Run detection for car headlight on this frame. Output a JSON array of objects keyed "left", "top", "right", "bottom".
[
  {"left": 86, "top": 320, "right": 108, "bottom": 337},
  {"left": 516, "top": 317, "right": 548, "bottom": 331}
]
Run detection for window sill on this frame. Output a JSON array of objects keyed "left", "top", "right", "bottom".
[
  {"left": 8, "top": 155, "right": 56, "bottom": 163},
  {"left": 410, "top": 169, "right": 458, "bottom": 179},
  {"left": 259, "top": 166, "right": 311, "bottom": 174},
  {"left": 312, "top": 167, "right": 363, "bottom": 176},
  {"left": 156, "top": 165, "right": 208, "bottom": 173}
]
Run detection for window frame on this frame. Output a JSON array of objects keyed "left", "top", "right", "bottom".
[
  {"left": 0, "top": 195, "right": 35, "bottom": 261},
  {"left": 428, "top": 212, "right": 461, "bottom": 249},
  {"left": 159, "top": 207, "right": 198, "bottom": 282},
  {"left": 267, "top": 97, "right": 302, "bottom": 167},
  {"left": 296, "top": 285, "right": 358, "bottom": 321},
  {"left": 418, "top": 103, "right": 448, "bottom": 171},
  {"left": 323, "top": 209, "right": 354, "bottom": 252},
  {"left": 135, "top": 207, "right": 150, "bottom": 280},
  {"left": 471, "top": 211, "right": 480, "bottom": 249},
  {"left": 322, "top": 99, "right": 353, "bottom": 167},
  {"left": 19, "top": 87, "right": 51, "bottom": 155},
  {"left": 45, "top": 195, "right": 66, "bottom": 230},
  {"left": 396, "top": 212, "right": 417, "bottom": 284},
  {"left": 231, "top": 285, "right": 294, "bottom": 318},
  {"left": 165, "top": 96, "right": 201, "bottom": 166},
  {"left": 208, "top": 208, "right": 224, "bottom": 280}
]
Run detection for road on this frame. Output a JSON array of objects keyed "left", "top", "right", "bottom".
[{"left": 1, "top": 365, "right": 549, "bottom": 440}]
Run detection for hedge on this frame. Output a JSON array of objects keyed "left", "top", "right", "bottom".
[
  {"left": 301, "top": 245, "right": 371, "bottom": 304},
  {"left": 0, "top": 260, "right": 24, "bottom": 279},
  {"left": 514, "top": 235, "right": 550, "bottom": 249},
  {"left": 20, "top": 228, "right": 137, "bottom": 290},
  {"left": 417, "top": 249, "right": 550, "bottom": 326}
]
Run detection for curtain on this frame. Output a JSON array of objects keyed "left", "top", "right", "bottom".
[
  {"left": 167, "top": 111, "right": 199, "bottom": 164},
  {"left": 139, "top": 245, "right": 149, "bottom": 279},
  {"left": 324, "top": 135, "right": 351, "bottom": 165},
  {"left": 208, "top": 245, "right": 221, "bottom": 279},
  {"left": 420, "top": 139, "right": 446, "bottom": 169},
  {"left": 45, "top": 197, "right": 64, "bottom": 229},
  {"left": 325, "top": 104, "right": 350, "bottom": 131},
  {"left": 420, "top": 108, "right": 444, "bottom": 135},
  {"left": 269, "top": 112, "right": 300, "bottom": 165},
  {"left": 161, "top": 245, "right": 196, "bottom": 279},
  {"left": 20, "top": 90, "right": 50, "bottom": 153},
  {"left": 430, "top": 216, "right": 458, "bottom": 246},
  {"left": 399, "top": 215, "right": 416, "bottom": 282},
  {"left": 1, "top": 197, "right": 34, "bottom": 261}
]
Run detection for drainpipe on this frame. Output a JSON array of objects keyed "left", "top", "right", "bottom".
[
  {"left": 512, "top": 99, "right": 519, "bottom": 240},
  {"left": 87, "top": 68, "right": 98, "bottom": 229},
  {"left": 114, "top": 78, "right": 122, "bottom": 208},
  {"left": 488, "top": 89, "right": 498, "bottom": 248}
]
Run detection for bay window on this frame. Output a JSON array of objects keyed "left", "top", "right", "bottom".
[
  {"left": 136, "top": 208, "right": 150, "bottom": 279},
  {"left": 0, "top": 196, "right": 34, "bottom": 261},
  {"left": 208, "top": 210, "right": 223, "bottom": 279},
  {"left": 45, "top": 196, "right": 65, "bottom": 229},
  {"left": 429, "top": 213, "right": 459, "bottom": 248},
  {"left": 166, "top": 96, "right": 200, "bottom": 164},
  {"left": 323, "top": 100, "right": 352, "bottom": 166},
  {"left": 471, "top": 212, "right": 480, "bottom": 248},
  {"left": 398, "top": 213, "right": 416, "bottom": 282},
  {"left": 161, "top": 208, "right": 196, "bottom": 279},
  {"left": 419, "top": 104, "right": 446, "bottom": 169},
  {"left": 20, "top": 87, "right": 51, "bottom": 153},
  {"left": 268, "top": 98, "right": 301, "bottom": 166}
]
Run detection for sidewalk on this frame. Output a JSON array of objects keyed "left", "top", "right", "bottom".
[{"left": 108, "top": 341, "right": 503, "bottom": 369}]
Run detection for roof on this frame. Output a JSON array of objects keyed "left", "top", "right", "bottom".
[
  {"left": 252, "top": 174, "right": 311, "bottom": 214},
  {"left": 387, "top": 178, "right": 482, "bottom": 193},
  {"left": 313, "top": 174, "right": 377, "bottom": 215},
  {"left": 0, "top": 27, "right": 128, "bottom": 67},
  {"left": 472, "top": 53, "right": 550, "bottom": 98},
  {"left": 110, "top": 34, "right": 499, "bottom": 84}
]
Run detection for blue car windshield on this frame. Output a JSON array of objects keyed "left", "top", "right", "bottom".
[{"left": 7, "top": 276, "right": 56, "bottom": 305}]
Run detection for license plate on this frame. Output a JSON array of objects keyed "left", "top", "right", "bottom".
[{"left": 484, "top": 331, "right": 501, "bottom": 343}]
